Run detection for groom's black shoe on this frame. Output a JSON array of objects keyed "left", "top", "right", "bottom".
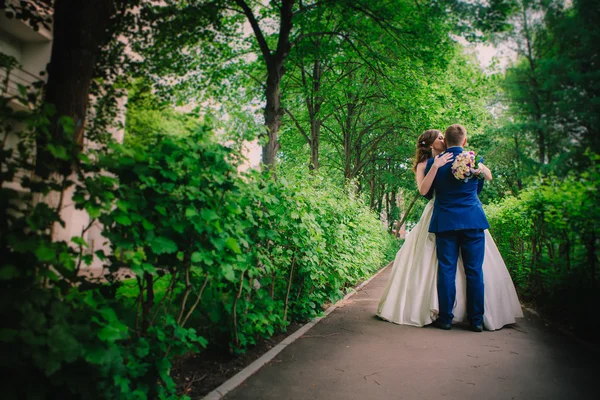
[
  {"left": 470, "top": 324, "right": 483, "bottom": 333},
  {"left": 433, "top": 320, "right": 452, "bottom": 330}
]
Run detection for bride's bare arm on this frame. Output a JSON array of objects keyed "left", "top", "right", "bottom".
[
  {"left": 477, "top": 164, "right": 493, "bottom": 181},
  {"left": 416, "top": 163, "right": 436, "bottom": 195},
  {"left": 416, "top": 153, "right": 453, "bottom": 195}
]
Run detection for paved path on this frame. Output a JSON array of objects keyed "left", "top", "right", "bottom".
[{"left": 224, "top": 266, "right": 597, "bottom": 400}]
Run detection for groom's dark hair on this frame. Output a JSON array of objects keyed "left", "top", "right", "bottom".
[{"left": 445, "top": 124, "right": 467, "bottom": 147}]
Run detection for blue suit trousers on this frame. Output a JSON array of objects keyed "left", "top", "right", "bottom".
[{"left": 435, "top": 229, "right": 485, "bottom": 326}]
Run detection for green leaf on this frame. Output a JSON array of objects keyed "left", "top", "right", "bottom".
[
  {"left": 201, "top": 209, "right": 219, "bottom": 221},
  {"left": 210, "top": 237, "right": 224, "bottom": 251},
  {"left": 35, "top": 244, "right": 56, "bottom": 262},
  {"left": 71, "top": 236, "right": 88, "bottom": 247},
  {"left": 191, "top": 252, "right": 203, "bottom": 263},
  {"left": 142, "top": 219, "right": 155, "bottom": 230},
  {"left": 81, "top": 254, "right": 93, "bottom": 266},
  {"left": 150, "top": 236, "right": 178, "bottom": 254},
  {"left": 135, "top": 338, "right": 150, "bottom": 358},
  {"left": 85, "top": 346, "right": 119, "bottom": 365},
  {"left": 114, "top": 214, "right": 132, "bottom": 226},
  {"left": 78, "top": 153, "right": 91, "bottom": 164},
  {"left": 161, "top": 169, "right": 178, "bottom": 180},
  {"left": 116, "top": 200, "right": 131, "bottom": 212},
  {"left": 225, "top": 237, "right": 242, "bottom": 254},
  {"left": 58, "top": 115, "right": 75, "bottom": 134},
  {"left": 222, "top": 264, "right": 236, "bottom": 282},
  {"left": 155, "top": 205, "right": 167, "bottom": 216},
  {"left": 185, "top": 208, "right": 198, "bottom": 217},
  {"left": 130, "top": 263, "right": 144, "bottom": 277},
  {"left": 98, "top": 322, "right": 128, "bottom": 342},
  {"left": 172, "top": 222, "right": 185, "bottom": 233},
  {"left": 86, "top": 205, "right": 101, "bottom": 219},
  {"left": 142, "top": 263, "right": 157, "bottom": 275},
  {"left": 47, "top": 144, "right": 69, "bottom": 160},
  {"left": 98, "top": 307, "right": 119, "bottom": 323},
  {"left": 197, "top": 336, "right": 209, "bottom": 348}
]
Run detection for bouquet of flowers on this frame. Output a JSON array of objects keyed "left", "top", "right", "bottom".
[{"left": 451, "top": 151, "right": 483, "bottom": 182}]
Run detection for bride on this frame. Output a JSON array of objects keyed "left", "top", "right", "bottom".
[{"left": 377, "top": 129, "right": 523, "bottom": 330}]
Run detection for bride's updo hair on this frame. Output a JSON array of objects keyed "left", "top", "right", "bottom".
[{"left": 413, "top": 129, "right": 441, "bottom": 171}]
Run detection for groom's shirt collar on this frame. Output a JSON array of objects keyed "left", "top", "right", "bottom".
[{"left": 445, "top": 146, "right": 463, "bottom": 152}]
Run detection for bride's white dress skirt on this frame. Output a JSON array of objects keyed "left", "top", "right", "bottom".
[{"left": 377, "top": 200, "right": 523, "bottom": 330}]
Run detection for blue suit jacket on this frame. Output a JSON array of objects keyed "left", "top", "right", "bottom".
[{"left": 424, "top": 147, "right": 489, "bottom": 233}]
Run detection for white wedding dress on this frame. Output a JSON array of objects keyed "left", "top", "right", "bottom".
[{"left": 377, "top": 199, "right": 523, "bottom": 330}]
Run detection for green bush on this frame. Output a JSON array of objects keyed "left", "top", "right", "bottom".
[
  {"left": 0, "top": 104, "right": 198, "bottom": 399},
  {"left": 484, "top": 196, "right": 533, "bottom": 290},
  {"left": 1, "top": 100, "right": 397, "bottom": 398},
  {"left": 226, "top": 174, "right": 398, "bottom": 348},
  {"left": 98, "top": 129, "right": 397, "bottom": 352},
  {"left": 485, "top": 153, "right": 599, "bottom": 337}
]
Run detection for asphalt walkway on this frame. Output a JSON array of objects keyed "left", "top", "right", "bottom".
[{"left": 224, "top": 266, "right": 597, "bottom": 400}]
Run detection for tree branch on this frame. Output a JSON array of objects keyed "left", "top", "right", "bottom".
[
  {"left": 242, "top": 69, "right": 267, "bottom": 89},
  {"left": 274, "top": 0, "right": 295, "bottom": 61},
  {"left": 292, "top": 0, "right": 325, "bottom": 17},
  {"left": 353, "top": 126, "right": 397, "bottom": 174},
  {"left": 356, "top": 117, "right": 387, "bottom": 142},
  {"left": 292, "top": 30, "right": 346, "bottom": 46},
  {"left": 322, "top": 122, "right": 343, "bottom": 144},
  {"left": 234, "top": 0, "right": 272, "bottom": 62},
  {"left": 284, "top": 108, "right": 311, "bottom": 144},
  {"left": 395, "top": 191, "right": 420, "bottom": 237}
]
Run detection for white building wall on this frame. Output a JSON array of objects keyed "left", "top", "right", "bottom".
[
  {"left": 21, "top": 40, "right": 51, "bottom": 75},
  {"left": 1, "top": 12, "right": 127, "bottom": 278},
  {"left": 0, "top": 16, "right": 50, "bottom": 192},
  {"left": 0, "top": 31, "right": 22, "bottom": 61}
]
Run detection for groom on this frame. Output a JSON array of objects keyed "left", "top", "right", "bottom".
[{"left": 424, "top": 124, "right": 490, "bottom": 332}]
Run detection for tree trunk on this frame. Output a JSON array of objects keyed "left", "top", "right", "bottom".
[
  {"left": 395, "top": 192, "right": 420, "bottom": 237},
  {"left": 384, "top": 191, "right": 392, "bottom": 230},
  {"left": 263, "top": 64, "right": 283, "bottom": 166},
  {"left": 514, "top": 132, "right": 523, "bottom": 192},
  {"left": 309, "top": 119, "right": 320, "bottom": 170},
  {"left": 142, "top": 272, "right": 154, "bottom": 335},
  {"left": 309, "top": 57, "right": 322, "bottom": 171},
  {"left": 536, "top": 126, "right": 545, "bottom": 165},
  {"left": 237, "top": 0, "right": 295, "bottom": 168},
  {"left": 36, "top": 0, "right": 118, "bottom": 178},
  {"left": 377, "top": 185, "right": 386, "bottom": 217},
  {"left": 521, "top": 2, "right": 546, "bottom": 166},
  {"left": 388, "top": 191, "right": 394, "bottom": 219},
  {"left": 369, "top": 168, "right": 376, "bottom": 209},
  {"left": 343, "top": 101, "right": 355, "bottom": 180}
]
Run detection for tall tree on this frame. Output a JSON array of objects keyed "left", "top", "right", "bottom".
[
  {"left": 541, "top": 0, "right": 600, "bottom": 160},
  {"left": 497, "top": 0, "right": 600, "bottom": 176},
  {"left": 283, "top": 0, "right": 449, "bottom": 174},
  {"left": 502, "top": 0, "right": 552, "bottom": 166},
  {"left": 233, "top": 0, "right": 294, "bottom": 167}
]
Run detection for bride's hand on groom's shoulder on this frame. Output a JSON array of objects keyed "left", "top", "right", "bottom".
[{"left": 432, "top": 152, "right": 453, "bottom": 169}]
